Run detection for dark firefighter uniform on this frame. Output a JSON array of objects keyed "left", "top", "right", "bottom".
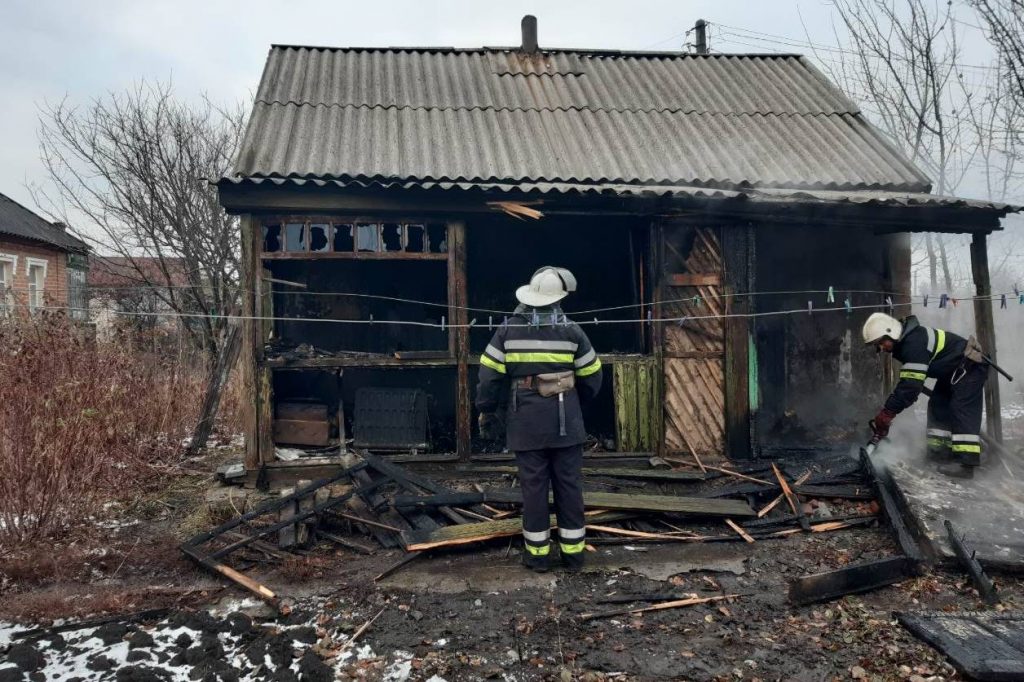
[
  {"left": 883, "top": 315, "right": 987, "bottom": 466},
  {"left": 475, "top": 305, "right": 603, "bottom": 570}
]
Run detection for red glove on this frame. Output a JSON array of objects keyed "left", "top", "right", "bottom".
[{"left": 870, "top": 408, "right": 897, "bottom": 440}]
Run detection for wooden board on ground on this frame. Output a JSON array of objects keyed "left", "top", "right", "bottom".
[
  {"left": 395, "top": 490, "right": 753, "bottom": 517},
  {"left": 788, "top": 555, "right": 918, "bottom": 606},
  {"left": 898, "top": 611, "right": 1024, "bottom": 681},
  {"left": 402, "top": 512, "right": 632, "bottom": 551}
]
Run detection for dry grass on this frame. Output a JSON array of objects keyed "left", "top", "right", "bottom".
[{"left": 0, "top": 313, "right": 241, "bottom": 549}]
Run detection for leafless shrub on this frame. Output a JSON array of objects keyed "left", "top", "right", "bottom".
[{"left": 0, "top": 313, "right": 205, "bottom": 547}]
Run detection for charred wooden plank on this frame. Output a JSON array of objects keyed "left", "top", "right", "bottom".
[
  {"left": 396, "top": 490, "right": 754, "bottom": 517},
  {"left": 181, "top": 545, "right": 284, "bottom": 613},
  {"left": 861, "top": 449, "right": 925, "bottom": 563},
  {"left": 361, "top": 451, "right": 470, "bottom": 524},
  {"left": 788, "top": 555, "right": 917, "bottom": 606},
  {"left": 772, "top": 463, "right": 810, "bottom": 531},
  {"left": 898, "top": 611, "right": 1024, "bottom": 680},
  {"left": 945, "top": 519, "right": 999, "bottom": 605},
  {"left": 454, "top": 465, "right": 702, "bottom": 481}
]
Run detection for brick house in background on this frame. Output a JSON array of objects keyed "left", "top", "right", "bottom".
[
  {"left": 0, "top": 191, "right": 90, "bottom": 317},
  {"left": 87, "top": 256, "right": 188, "bottom": 341}
]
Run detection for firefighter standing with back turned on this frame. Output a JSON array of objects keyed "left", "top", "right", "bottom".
[
  {"left": 862, "top": 312, "right": 988, "bottom": 478},
  {"left": 475, "top": 267, "right": 603, "bottom": 572}
]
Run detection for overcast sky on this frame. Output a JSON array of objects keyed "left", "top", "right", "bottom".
[{"left": 0, "top": 0, "right": 1000, "bottom": 210}]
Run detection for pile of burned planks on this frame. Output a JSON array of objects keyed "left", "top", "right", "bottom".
[{"left": 183, "top": 450, "right": 886, "bottom": 609}]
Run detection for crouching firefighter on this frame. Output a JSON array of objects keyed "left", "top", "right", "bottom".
[
  {"left": 475, "top": 266, "right": 603, "bottom": 572},
  {"left": 862, "top": 312, "right": 988, "bottom": 478}
]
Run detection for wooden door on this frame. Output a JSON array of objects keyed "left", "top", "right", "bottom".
[{"left": 661, "top": 225, "right": 725, "bottom": 456}]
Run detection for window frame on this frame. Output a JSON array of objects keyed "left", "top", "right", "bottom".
[
  {"left": 0, "top": 253, "right": 16, "bottom": 314},
  {"left": 26, "top": 257, "right": 48, "bottom": 313},
  {"left": 260, "top": 217, "right": 448, "bottom": 260}
]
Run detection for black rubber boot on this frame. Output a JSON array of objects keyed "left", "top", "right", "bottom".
[
  {"left": 561, "top": 552, "right": 585, "bottom": 573},
  {"left": 522, "top": 553, "right": 550, "bottom": 573}
]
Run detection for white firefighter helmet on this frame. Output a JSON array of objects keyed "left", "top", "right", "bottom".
[
  {"left": 862, "top": 312, "right": 903, "bottom": 345},
  {"left": 515, "top": 266, "right": 577, "bottom": 307}
]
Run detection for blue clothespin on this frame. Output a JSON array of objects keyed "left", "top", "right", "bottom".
[
  {"left": 1000, "top": 294, "right": 1007, "bottom": 309},
  {"left": 694, "top": 296, "right": 702, "bottom": 307},
  {"left": 939, "top": 294, "right": 948, "bottom": 309},
  {"left": 827, "top": 286, "right": 835, "bottom": 303},
  {"left": 844, "top": 297, "right": 852, "bottom": 315},
  {"left": 677, "top": 316, "right": 687, "bottom": 327},
  {"left": 1019, "top": 293, "right": 1024, "bottom": 305},
  {"left": 923, "top": 294, "right": 929, "bottom": 307}
]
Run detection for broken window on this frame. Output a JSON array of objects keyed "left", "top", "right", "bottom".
[
  {"left": 284, "top": 222, "right": 306, "bottom": 252},
  {"left": 405, "top": 224, "right": 426, "bottom": 253},
  {"left": 356, "top": 223, "right": 381, "bottom": 252},
  {"left": 263, "top": 224, "right": 282, "bottom": 252},
  {"left": 427, "top": 225, "right": 448, "bottom": 253},
  {"left": 381, "top": 224, "right": 403, "bottom": 252},
  {"left": 309, "top": 223, "right": 331, "bottom": 252},
  {"left": 334, "top": 224, "right": 355, "bottom": 252}
]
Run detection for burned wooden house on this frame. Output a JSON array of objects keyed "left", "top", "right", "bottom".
[{"left": 219, "top": 17, "right": 1015, "bottom": 482}]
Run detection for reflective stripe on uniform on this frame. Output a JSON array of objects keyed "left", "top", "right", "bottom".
[
  {"left": 932, "top": 329, "right": 946, "bottom": 360},
  {"left": 899, "top": 370, "right": 927, "bottom": 381},
  {"left": 525, "top": 543, "right": 551, "bottom": 556},
  {"left": 522, "top": 529, "right": 551, "bottom": 543},
  {"left": 927, "top": 437, "right": 951, "bottom": 448},
  {"left": 485, "top": 344, "right": 506, "bottom": 362},
  {"left": 926, "top": 428, "right": 952, "bottom": 438},
  {"left": 558, "top": 527, "right": 586, "bottom": 540},
  {"left": 559, "top": 541, "right": 586, "bottom": 554},
  {"left": 574, "top": 348, "right": 597, "bottom": 368},
  {"left": 480, "top": 354, "right": 506, "bottom": 373},
  {"left": 902, "top": 363, "right": 929, "bottom": 373},
  {"left": 576, "top": 358, "right": 602, "bottom": 377},
  {"left": 952, "top": 433, "right": 981, "bottom": 453},
  {"left": 925, "top": 327, "right": 936, "bottom": 354},
  {"left": 505, "top": 352, "right": 575, "bottom": 364},
  {"left": 505, "top": 339, "right": 579, "bottom": 352}
]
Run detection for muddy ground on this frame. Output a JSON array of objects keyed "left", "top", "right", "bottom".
[{"left": 3, "top": 513, "right": 1023, "bottom": 681}]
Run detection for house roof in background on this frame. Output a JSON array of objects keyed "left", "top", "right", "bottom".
[
  {"left": 0, "top": 191, "right": 89, "bottom": 252},
  {"left": 228, "top": 46, "right": 933, "bottom": 193}
]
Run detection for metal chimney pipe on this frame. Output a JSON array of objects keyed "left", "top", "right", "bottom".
[
  {"left": 521, "top": 15, "right": 538, "bottom": 53},
  {"left": 694, "top": 19, "right": 708, "bottom": 54}
]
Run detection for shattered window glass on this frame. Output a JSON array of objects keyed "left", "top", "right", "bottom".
[
  {"left": 262, "top": 224, "right": 281, "bottom": 252},
  {"left": 309, "top": 223, "right": 331, "bottom": 252},
  {"left": 334, "top": 224, "right": 355, "bottom": 251},
  {"left": 284, "top": 222, "right": 306, "bottom": 252},
  {"left": 356, "top": 224, "right": 381, "bottom": 252}
]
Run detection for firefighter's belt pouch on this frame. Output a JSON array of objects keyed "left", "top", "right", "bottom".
[{"left": 535, "top": 371, "right": 575, "bottom": 398}]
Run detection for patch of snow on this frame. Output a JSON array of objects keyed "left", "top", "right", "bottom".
[
  {"left": 434, "top": 638, "right": 448, "bottom": 647},
  {"left": 0, "top": 622, "right": 21, "bottom": 646},
  {"left": 382, "top": 651, "right": 415, "bottom": 682},
  {"left": 425, "top": 676, "right": 448, "bottom": 682}
]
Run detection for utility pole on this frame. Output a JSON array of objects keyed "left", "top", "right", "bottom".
[{"left": 694, "top": 19, "right": 708, "bottom": 54}]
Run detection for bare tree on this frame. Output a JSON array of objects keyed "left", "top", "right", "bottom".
[
  {"left": 34, "top": 81, "right": 245, "bottom": 456},
  {"left": 971, "top": 0, "right": 1024, "bottom": 99},
  {"left": 821, "top": 0, "right": 980, "bottom": 293}
]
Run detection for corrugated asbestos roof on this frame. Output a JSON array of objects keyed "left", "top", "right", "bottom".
[
  {"left": 229, "top": 46, "right": 933, "bottom": 192},
  {"left": 0, "top": 191, "right": 89, "bottom": 252}
]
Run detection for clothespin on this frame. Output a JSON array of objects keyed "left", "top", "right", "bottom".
[
  {"left": 1001, "top": 294, "right": 1007, "bottom": 309},
  {"left": 488, "top": 316, "right": 493, "bottom": 331},
  {"left": 844, "top": 297, "right": 852, "bottom": 315},
  {"left": 502, "top": 316, "right": 508, "bottom": 328},
  {"left": 647, "top": 310, "right": 653, "bottom": 326},
  {"left": 593, "top": 317, "right": 599, "bottom": 326},
  {"left": 531, "top": 311, "right": 539, "bottom": 326},
  {"left": 951, "top": 297, "right": 958, "bottom": 307},
  {"left": 441, "top": 315, "right": 446, "bottom": 331},
  {"left": 807, "top": 300, "right": 813, "bottom": 315},
  {"left": 369, "top": 314, "right": 374, "bottom": 325},
  {"left": 677, "top": 316, "right": 688, "bottom": 327},
  {"left": 694, "top": 296, "right": 702, "bottom": 307},
  {"left": 886, "top": 296, "right": 893, "bottom": 313},
  {"left": 939, "top": 294, "right": 948, "bottom": 309},
  {"left": 1019, "top": 293, "right": 1024, "bottom": 305},
  {"left": 923, "top": 294, "right": 929, "bottom": 308},
  {"left": 470, "top": 318, "right": 477, "bottom": 327},
  {"left": 827, "top": 286, "right": 835, "bottom": 303}
]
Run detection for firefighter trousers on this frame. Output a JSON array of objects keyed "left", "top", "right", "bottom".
[
  {"left": 926, "top": 362, "right": 987, "bottom": 466},
  {"left": 515, "top": 444, "right": 586, "bottom": 559}
]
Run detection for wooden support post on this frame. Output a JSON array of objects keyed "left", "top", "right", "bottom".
[
  {"left": 240, "top": 215, "right": 261, "bottom": 471},
  {"left": 723, "top": 224, "right": 753, "bottom": 459},
  {"left": 970, "top": 231, "right": 1002, "bottom": 443},
  {"left": 448, "top": 220, "right": 471, "bottom": 460}
]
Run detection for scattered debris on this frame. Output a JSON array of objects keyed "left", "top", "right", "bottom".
[
  {"left": 899, "top": 611, "right": 1024, "bottom": 681},
  {"left": 945, "top": 519, "right": 999, "bottom": 605},
  {"left": 787, "top": 555, "right": 919, "bottom": 606}
]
